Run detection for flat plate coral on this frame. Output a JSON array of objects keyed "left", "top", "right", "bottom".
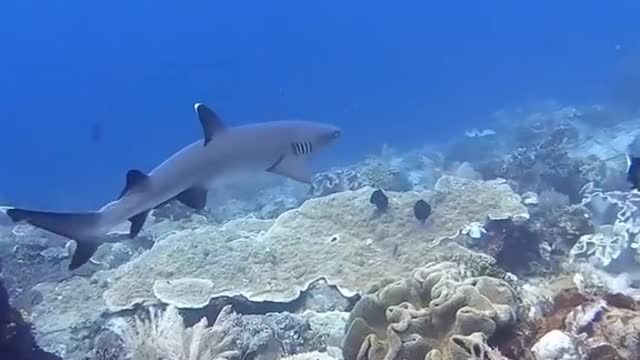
[{"left": 102, "top": 176, "right": 528, "bottom": 312}]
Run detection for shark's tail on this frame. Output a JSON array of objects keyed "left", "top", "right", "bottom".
[{"left": 5, "top": 208, "right": 103, "bottom": 270}]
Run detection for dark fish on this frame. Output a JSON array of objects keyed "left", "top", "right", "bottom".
[
  {"left": 369, "top": 189, "right": 389, "bottom": 212},
  {"left": 413, "top": 199, "right": 431, "bottom": 222},
  {"left": 91, "top": 123, "right": 103, "bottom": 144},
  {"left": 626, "top": 155, "right": 640, "bottom": 191}
]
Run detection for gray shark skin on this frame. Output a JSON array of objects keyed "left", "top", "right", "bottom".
[{"left": 5, "top": 103, "right": 341, "bottom": 270}]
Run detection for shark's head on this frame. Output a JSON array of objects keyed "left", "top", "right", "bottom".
[{"left": 284, "top": 121, "right": 341, "bottom": 156}]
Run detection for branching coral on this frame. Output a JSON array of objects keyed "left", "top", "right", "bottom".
[
  {"left": 355, "top": 156, "right": 414, "bottom": 192},
  {"left": 116, "top": 304, "right": 241, "bottom": 360},
  {"left": 341, "top": 261, "right": 516, "bottom": 360},
  {"left": 480, "top": 122, "right": 585, "bottom": 201},
  {"left": 311, "top": 170, "right": 366, "bottom": 197},
  {"left": 311, "top": 158, "right": 414, "bottom": 198}
]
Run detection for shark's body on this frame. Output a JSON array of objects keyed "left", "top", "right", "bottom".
[{"left": 5, "top": 103, "right": 341, "bottom": 270}]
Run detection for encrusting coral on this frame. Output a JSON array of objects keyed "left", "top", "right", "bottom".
[
  {"left": 569, "top": 184, "right": 640, "bottom": 267},
  {"left": 529, "top": 282, "right": 640, "bottom": 360},
  {"left": 102, "top": 175, "right": 528, "bottom": 312},
  {"left": 152, "top": 278, "right": 216, "bottom": 309},
  {"left": 341, "top": 261, "right": 516, "bottom": 360},
  {"left": 569, "top": 221, "right": 630, "bottom": 267},
  {"left": 311, "top": 157, "right": 414, "bottom": 198},
  {"left": 311, "top": 169, "right": 366, "bottom": 197}
]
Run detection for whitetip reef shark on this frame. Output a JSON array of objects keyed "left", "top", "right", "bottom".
[{"left": 4, "top": 103, "right": 341, "bottom": 270}]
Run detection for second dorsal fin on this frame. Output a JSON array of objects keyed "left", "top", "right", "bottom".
[
  {"left": 119, "top": 170, "right": 150, "bottom": 199},
  {"left": 194, "top": 103, "right": 226, "bottom": 146}
]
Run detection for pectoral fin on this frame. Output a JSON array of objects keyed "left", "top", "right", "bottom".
[
  {"left": 176, "top": 187, "right": 208, "bottom": 210},
  {"left": 128, "top": 210, "right": 150, "bottom": 238},
  {"left": 69, "top": 240, "right": 100, "bottom": 270},
  {"left": 267, "top": 156, "right": 313, "bottom": 183}
]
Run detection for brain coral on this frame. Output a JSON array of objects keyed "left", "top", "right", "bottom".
[
  {"left": 342, "top": 261, "right": 516, "bottom": 360},
  {"left": 102, "top": 176, "right": 528, "bottom": 312}
]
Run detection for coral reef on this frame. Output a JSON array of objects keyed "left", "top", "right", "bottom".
[
  {"left": 29, "top": 275, "right": 108, "bottom": 359},
  {"left": 478, "top": 218, "right": 543, "bottom": 275},
  {"left": 445, "top": 131, "right": 504, "bottom": 164},
  {"left": 311, "top": 169, "right": 366, "bottom": 197},
  {"left": 479, "top": 121, "right": 587, "bottom": 202},
  {"left": 101, "top": 176, "right": 527, "bottom": 312},
  {"left": 0, "top": 260, "right": 61, "bottom": 360},
  {"left": 312, "top": 152, "right": 419, "bottom": 199},
  {"left": 531, "top": 190, "right": 592, "bottom": 248},
  {"left": 569, "top": 185, "right": 640, "bottom": 268},
  {"left": 569, "top": 221, "right": 630, "bottom": 267},
  {"left": 354, "top": 158, "right": 413, "bottom": 192},
  {"left": 531, "top": 329, "right": 579, "bottom": 360},
  {"left": 7, "top": 102, "right": 640, "bottom": 360},
  {"left": 529, "top": 280, "right": 640, "bottom": 360},
  {"left": 116, "top": 304, "right": 241, "bottom": 360},
  {"left": 0, "top": 227, "right": 72, "bottom": 301},
  {"left": 341, "top": 261, "right": 516, "bottom": 360},
  {"left": 92, "top": 303, "right": 348, "bottom": 360}
]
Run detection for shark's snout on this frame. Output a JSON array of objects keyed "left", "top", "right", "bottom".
[{"left": 315, "top": 127, "right": 341, "bottom": 148}]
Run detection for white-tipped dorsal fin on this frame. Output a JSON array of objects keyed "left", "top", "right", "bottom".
[{"left": 194, "top": 103, "right": 226, "bottom": 146}]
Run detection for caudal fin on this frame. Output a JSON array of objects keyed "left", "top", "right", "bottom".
[{"left": 6, "top": 208, "right": 103, "bottom": 270}]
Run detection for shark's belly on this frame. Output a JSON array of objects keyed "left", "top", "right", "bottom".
[
  {"left": 105, "top": 142, "right": 281, "bottom": 223},
  {"left": 200, "top": 155, "right": 275, "bottom": 189}
]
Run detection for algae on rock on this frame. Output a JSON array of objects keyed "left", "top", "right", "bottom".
[
  {"left": 103, "top": 176, "right": 528, "bottom": 312},
  {"left": 30, "top": 275, "right": 108, "bottom": 359}
]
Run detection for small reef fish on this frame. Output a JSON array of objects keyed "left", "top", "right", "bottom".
[
  {"left": 5, "top": 103, "right": 341, "bottom": 270},
  {"left": 413, "top": 199, "right": 431, "bottom": 222},
  {"left": 369, "top": 189, "right": 389, "bottom": 212},
  {"left": 626, "top": 154, "right": 640, "bottom": 191}
]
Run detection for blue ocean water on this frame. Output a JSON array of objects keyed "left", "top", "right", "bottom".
[{"left": 0, "top": 0, "right": 639, "bottom": 209}]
